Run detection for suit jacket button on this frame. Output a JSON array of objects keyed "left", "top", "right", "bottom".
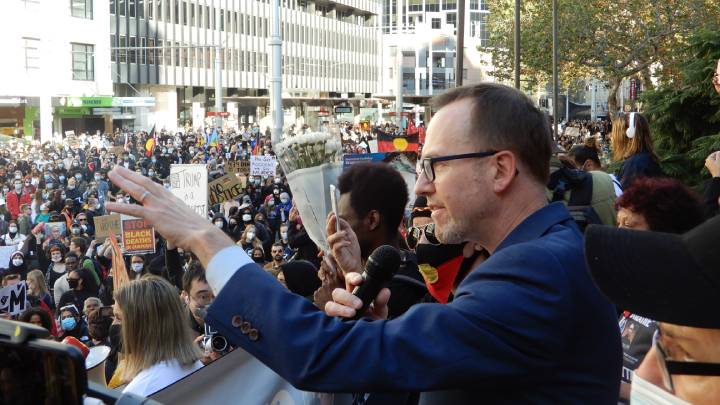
[
  {"left": 240, "top": 322, "right": 251, "bottom": 334},
  {"left": 248, "top": 329, "right": 259, "bottom": 341},
  {"left": 231, "top": 315, "right": 243, "bottom": 328}
]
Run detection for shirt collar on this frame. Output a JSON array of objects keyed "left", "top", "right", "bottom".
[{"left": 494, "top": 202, "right": 574, "bottom": 253}]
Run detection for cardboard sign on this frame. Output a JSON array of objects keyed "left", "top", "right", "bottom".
[
  {"left": 120, "top": 216, "right": 156, "bottom": 255},
  {"left": 208, "top": 174, "right": 244, "bottom": 206},
  {"left": 169, "top": 164, "right": 208, "bottom": 218},
  {"left": 94, "top": 214, "right": 121, "bottom": 242},
  {"left": 226, "top": 160, "right": 251, "bottom": 175},
  {"left": 0, "top": 246, "right": 16, "bottom": 269},
  {"left": 0, "top": 282, "right": 27, "bottom": 316},
  {"left": 250, "top": 156, "right": 277, "bottom": 177},
  {"left": 109, "top": 146, "right": 125, "bottom": 157}
]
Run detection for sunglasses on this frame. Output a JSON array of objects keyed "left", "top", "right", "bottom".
[{"left": 406, "top": 223, "right": 439, "bottom": 249}]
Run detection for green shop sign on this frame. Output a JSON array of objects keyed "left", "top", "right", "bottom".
[
  {"left": 56, "top": 107, "right": 91, "bottom": 117},
  {"left": 66, "top": 97, "right": 114, "bottom": 107}
]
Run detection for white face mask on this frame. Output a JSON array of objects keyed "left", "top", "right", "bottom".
[
  {"left": 214, "top": 221, "right": 224, "bottom": 228},
  {"left": 12, "top": 258, "right": 23, "bottom": 266},
  {"left": 131, "top": 263, "right": 144, "bottom": 273},
  {"left": 630, "top": 373, "right": 692, "bottom": 405},
  {"left": 8, "top": 226, "right": 17, "bottom": 233},
  {"left": 242, "top": 214, "right": 252, "bottom": 222},
  {"left": 281, "top": 232, "right": 288, "bottom": 240},
  {"left": 51, "top": 254, "right": 62, "bottom": 263},
  {"left": 246, "top": 232, "right": 255, "bottom": 240}
]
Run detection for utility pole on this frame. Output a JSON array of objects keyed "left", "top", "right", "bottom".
[
  {"left": 456, "top": 0, "right": 466, "bottom": 87},
  {"left": 269, "top": 0, "right": 283, "bottom": 145},
  {"left": 214, "top": 45, "right": 222, "bottom": 130},
  {"left": 514, "top": 0, "right": 521, "bottom": 90},
  {"left": 395, "top": 0, "right": 404, "bottom": 127},
  {"left": 552, "top": 0, "right": 559, "bottom": 136}
]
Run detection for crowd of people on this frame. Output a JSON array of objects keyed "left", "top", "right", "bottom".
[{"left": 2, "top": 60, "right": 720, "bottom": 404}]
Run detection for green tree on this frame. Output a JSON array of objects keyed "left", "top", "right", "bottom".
[
  {"left": 641, "top": 30, "right": 720, "bottom": 186},
  {"left": 485, "top": 0, "right": 719, "bottom": 116}
]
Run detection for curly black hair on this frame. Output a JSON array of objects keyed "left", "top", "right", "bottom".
[{"left": 337, "top": 162, "right": 408, "bottom": 236}]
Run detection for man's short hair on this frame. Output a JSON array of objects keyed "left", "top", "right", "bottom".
[
  {"left": 71, "top": 237, "right": 87, "bottom": 253},
  {"left": 431, "top": 83, "right": 553, "bottom": 183},
  {"left": 337, "top": 162, "right": 408, "bottom": 235},
  {"left": 182, "top": 263, "right": 207, "bottom": 293}
]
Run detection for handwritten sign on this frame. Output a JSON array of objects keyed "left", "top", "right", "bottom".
[
  {"left": 208, "top": 174, "right": 244, "bottom": 206},
  {"left": 94, "top": 214, "right": 121, "bottom": 242},
  {"left": 0, "top": 246, "right": 16, "bottom": 269},
  {"left": 0, "top": 282, "right": 27, "bottom": 316},
  {"left": 169, "top": 164, "right": 208, "bottom": 218},
  {"left": 226, "top": 160, "right": 250, "bottom": 175},
  {"left": 121, "top": 216, "right": 156, "bottom": 255},
  {"left": 250, "top": 156, "right": 277, "bottom": 177},
  {"left": 109, "top": 146, "right": 125, "bottom": 157}
]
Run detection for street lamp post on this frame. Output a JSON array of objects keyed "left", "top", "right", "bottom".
[
  {"left": 552, "top": 0, "right": 559, "bottom": 136},
  {"left": 269, "top": 0, "right": 283, "bottom": 146}
]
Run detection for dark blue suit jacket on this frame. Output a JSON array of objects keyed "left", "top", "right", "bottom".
[{"left": 206, "top": 202, "right": 622, "bottom": 403}]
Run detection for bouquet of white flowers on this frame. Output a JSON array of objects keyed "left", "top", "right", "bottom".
[{"left": 274, "top": 129, "right": 343, "bottom": 253}]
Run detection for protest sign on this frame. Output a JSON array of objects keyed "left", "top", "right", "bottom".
[
  {"left": 169, "top": 164, "right": 208, "bottom": 218},
  {"left": 208, "top": 174, "right": 244, "bottom": 206},
  {"left": 93, "top": 214, "right": 121, "bottom": 242},
  {"left": 226, "top": 160, "right": 250, "bottom": 176},
  {"left": 109, "top": 146, "right": 125, "bottom": 156},
  {"left": 44, "top": 222, "right": 67, "bottom": 239},
  {"left": 0, "top": 282, "right": 27, "bottom": 316},
  {"left": 250, "top": 156, "right": 277, "bottom": 177},
  {"left": 0, "top": 246, "right": 16, "bottom": 269},
  {"left": 120, "top": 216, "right": 156, "bottom": 255}
]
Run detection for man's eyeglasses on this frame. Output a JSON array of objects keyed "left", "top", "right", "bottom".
[
  {"left": 655, "top": 340, "right": 720, "bottom": 393},
  {"left": 419, "top": 151, "right": 498, "bottom": 182},
  {"left": 406, "top": 223, "right": 439, "bottom": 249}
]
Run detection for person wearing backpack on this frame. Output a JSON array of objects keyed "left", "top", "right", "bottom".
[{"left": 546, "top": 152, "right": 618, "bottom": 230}]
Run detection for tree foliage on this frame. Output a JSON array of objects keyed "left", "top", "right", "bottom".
[
  {"left": 484, "top": 0, "right": 720, "bottom": 115},
  {"left": 641, "top": 30, "right": 720, "bottom": 186}
]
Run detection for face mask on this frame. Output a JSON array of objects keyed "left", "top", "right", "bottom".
[
  {"left": 14, "top": 175, "right": 21, "bottom": 180},
  {"left": 242, "top": 214, "right": 252, "bottom": 222},
  {"left": 215, "top": 221, "right": 224, "bottom": 228},
  {"left": 31, "top": 178, "right": 39, "bottom": 186},
  {"left": 131, "top": 263, "right": 144, "bottom": 273},
  {"left": 72, "top": 163, "right": 79, "bottom": 168},
  {"left": 274, "top": 178, "right": 281, "bottom": 184},
  {"left": 281, "top": 232, "right": 288, "bottom": 240},
  {"left": 8, "top": 226, "right": 17, "bottom": 234},
  {"left": 246, "top": 232, "right": 255, "bottom": 240},
  {"left": 415, "top": 243, "right": 466, "bottom": 304},
  {"left": 253, "top": 256, "right": 264, "bottom": 263},
  {"left": 268, "top": 200, "right": 275, "bottom": 207},
  {"left": 80, "top": 224, "right": 87, "bottom": 232},
  {"left": 59, "top": 175, "right": 65, "bottom": 181},
  {"left": 74, "top": 174, "right": 81, "bottom": 179},
  {"left": 280, "top": 198, "right": 289, "bottom": 204},
  {"left": 51, "top": 254, "right": 62, "bottom": 263},
  {"left": 67, "top": 278, "right": 79, "bottom": 289},
  {"left": 46, "top": 183, "right": 54, "bottom": 189},
  {"left": 273, "top": 189, "right": 280, "bottom": 195},
  {"left": 12, "top": 258, "right": 23, "bottom": 266},
  {"left": 630, "top": 373, "right": 692, "bottom": 405},
  {"left": 14, "top": 184, "right": 21, "bottom": 192},
  {"left": 61, "top": 317, "right": 77, "bottom": 331},
  {"left": 148, "top": 171, "right": 155, "bottom": 177},
  {"left": 59, "top": 164, "right": 64, "bottom": 169}
]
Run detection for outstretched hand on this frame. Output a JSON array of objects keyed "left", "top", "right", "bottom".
[{"left": 105, "top": 166, "right": 234, "bottom": 266}]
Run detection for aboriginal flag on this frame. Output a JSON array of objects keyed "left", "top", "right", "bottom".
[{"left": 377, "top": 130, "right": 419, "bottom": 153}]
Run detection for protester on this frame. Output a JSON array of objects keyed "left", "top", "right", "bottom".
[
  {"left": 56, "top": 268, "right": 97, "bottom": 315},
  {"left": 18, "top": 307, "right": 54, "bottom": 335},
  {"left": 263, "top": 243, "right": 287, "bottom": 277},
  {"left": 180, "top": 265, "right": 214, "bottom": 338},
  {"left": 115, "top": 276, "right": 203, "bottom": 397},
  {"left": 610, "top": 112, "right": 664, "bottom": 188},
  {"left": 57, "top": 304, "right": 90, "bottom": 343},
  {"left": 26, "top": 269, "right": 54, "bottom": 311},
  {"left": 586, "top": 215, "right": 720, "bottom": 404}
]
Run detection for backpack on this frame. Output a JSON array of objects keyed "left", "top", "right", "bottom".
[{"left": 547, "top": 167, "right": 604, "bottom": 232}]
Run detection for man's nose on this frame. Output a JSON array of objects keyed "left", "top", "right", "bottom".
[{"left": 415, "top": 172, "right": 434, "bottom": 197}]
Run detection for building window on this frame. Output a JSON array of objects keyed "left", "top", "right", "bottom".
[
  {"left": 431, "top": 18, "right": 441, "bottom": 29},
  {"left": 22, "top": 37, "right": 40, "bottom": 71},
  {"left": 442, "top": 1, "right": 457, "bottom": 10},
  {"left": 110, "top": 0, "right": 115, "bottom": 14},
  {"left": 128, "top": 0, "right": 135, "bottom": 18},
  {"left": 426, "top": 0, "right": 439, "bottom": 12},
  {"left": 138, "top": 0, "right": 144, "bottom": 18},
  {"left": 129, "top": 37, "right": 137, "bottom": 63},
  {"left": 119, "top": 36, "right": 127, "bottom": 62},
  {"left": 446, "top": 12, "right": 456, "bottom": 26},
  {"left": 148, "top": 38, "right": 156, "bottom": 64},
  {"left": 148, "top": 0, "right": 153, "bottom": 18},
  {"left": 71, "top": 43, "right": 94, "bottom": 81},
  {"left": 140, "top": 37, "right": 147, "bottom": 64},
  {"left": 463, "top": 68, "right": 468, "bottom": 80},
  {"left": 71, "top": 0, "right": 93, "bottom": 19}
]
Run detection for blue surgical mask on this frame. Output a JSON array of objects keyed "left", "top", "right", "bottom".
[{"left": 61, "top": 317, "right": 77, "bottom": 331}]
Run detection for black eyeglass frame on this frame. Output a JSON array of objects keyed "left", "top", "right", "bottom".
[
  {"left": 420, "top": 151, "right": 499, "bottom": 182},
  {"left": 655, "top": 340, "right": 720, "bottom": 393}
]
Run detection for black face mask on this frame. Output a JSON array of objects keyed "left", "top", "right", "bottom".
[
  {"left": 253, "top": 256, "right": 265, "bottom": 263},
  {"left": 415, "top": 243, "right": 464, "bottom": 268},
  {"left": 67, "top": 279, "right": 79, "bottom": 289}
]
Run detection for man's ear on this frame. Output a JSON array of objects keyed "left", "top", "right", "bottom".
[
  {"left": 365, "top": 210, "right": 381, "bottom": 232},
  {"left": 491, "top": 151, "right": 518, "bottom": 194}
]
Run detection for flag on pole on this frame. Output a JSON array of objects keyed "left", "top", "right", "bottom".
[
  {"left": 109, "top": 233, "right": 130, "bottom": 292},
  {"left": 145, "top": 125, "right": 157, "bottom": 157},
  {"left": 377, "top": 130, "right": 419, "bottom": 153},
  {"left": 208, "top": 128, "right": 219, "bottom": 147}
]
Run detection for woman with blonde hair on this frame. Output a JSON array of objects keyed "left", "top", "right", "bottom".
[
  {"left": 237, "top": 224, "right": 263, "bottom": 255},
  {"left": 116, "top": 276, "right": 202, "bottom": 396},
  {"left": 26, "top": 269, "right": 54, "bottom": 311},
  {"left": 610, "top": 112, "right": 664, "bottom": 188}
]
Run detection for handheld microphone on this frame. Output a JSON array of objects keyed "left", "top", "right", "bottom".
[{"left": 349, "top": 245, "right": 401, "bottom": 321}]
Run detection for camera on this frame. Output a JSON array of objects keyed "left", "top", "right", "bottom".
[{"left": 203, "top": 324, "right": 230, "bottom": 355}]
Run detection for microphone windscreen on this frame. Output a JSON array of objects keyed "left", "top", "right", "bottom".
[{"left": 366, "top": 245, "right": 401, "bottom": 282}]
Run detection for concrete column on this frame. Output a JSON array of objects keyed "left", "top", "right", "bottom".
[{"left": 40, "top": 94, "right": 53, "bottom": 144}]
